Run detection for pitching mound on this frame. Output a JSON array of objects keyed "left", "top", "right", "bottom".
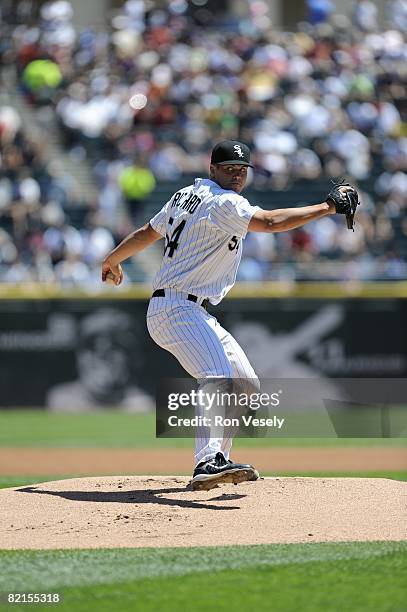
[{"left": 0, "top": 476, "right": 406, "bottom": 549}]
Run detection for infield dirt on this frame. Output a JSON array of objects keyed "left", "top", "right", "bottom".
[
  {"left": 0, "top": 476, "right": 406, "bottom": 549},
  {"left": 0, "top": 447, "right": 406, "bottom": 475}
]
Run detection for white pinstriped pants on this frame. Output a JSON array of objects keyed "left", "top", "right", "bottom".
[{"left": 147, "top": 289, "right": 259, "bottom": 465}]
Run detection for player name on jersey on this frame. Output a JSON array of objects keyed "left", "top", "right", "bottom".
[{"left": 171, "top": 190, "right": 202, "bottom": 214}]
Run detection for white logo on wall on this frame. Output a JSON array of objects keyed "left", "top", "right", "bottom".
[
  {"left": 231, "top": 305, "right": 344, "bottom": 379},
  {"left": 230, "top": 305, "right": 346, "bottom": 423},
  {"left": 234, "top": 144, "right": 244, "bottom": 158},
  {"left": 231, "top": 304, "right": 406, "bottom": 377}
]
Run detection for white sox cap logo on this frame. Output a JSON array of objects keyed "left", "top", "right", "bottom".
[
  {"left": 210, "top": 140, "right": 253, "bottom": 167},
  {"left": 234, "top": 144, "right": 244, "bottom": 158}
]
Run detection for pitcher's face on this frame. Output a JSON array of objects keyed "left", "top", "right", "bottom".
[{"left": 210, "top": 164, "right": 248, "bottom": 193}]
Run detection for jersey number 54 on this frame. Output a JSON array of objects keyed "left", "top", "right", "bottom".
[{"left": 164, "top": 218, "right": 186, "bottom": 258}]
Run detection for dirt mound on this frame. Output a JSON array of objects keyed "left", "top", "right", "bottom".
[{"left": 0, "top": 476, "right": 405, "bottom": 549}]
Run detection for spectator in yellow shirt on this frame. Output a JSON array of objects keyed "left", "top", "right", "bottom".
[{"left": 119, "top": 157, "right": 156, "bottom": 225}]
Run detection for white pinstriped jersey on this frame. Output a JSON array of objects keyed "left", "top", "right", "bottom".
[{"left": 149, "top": 178, "right": 260, "bottom": 305}]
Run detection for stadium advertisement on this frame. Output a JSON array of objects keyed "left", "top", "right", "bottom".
[{"left": 0, "top": 297, "right": 405, "bottom": 409}]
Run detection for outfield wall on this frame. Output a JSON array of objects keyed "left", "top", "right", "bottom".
[{"left": 0, "top": 283, "right": 406, "bottom": 409}]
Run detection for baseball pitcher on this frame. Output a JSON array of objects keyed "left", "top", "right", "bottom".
[{"left": 102, "top": 140, "right": 360, "bottom": 491}]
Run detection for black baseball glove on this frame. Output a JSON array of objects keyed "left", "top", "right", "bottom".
[{"left": 327, "top": 179, "right": 361, "bottom": 231}]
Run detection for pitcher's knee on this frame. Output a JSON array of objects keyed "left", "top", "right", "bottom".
[
  {"left": 196, "top": 376, "right": 260, "bottom": 409},
  {"left": 232, "top": 376, "right": 260, "bottom": 398}
]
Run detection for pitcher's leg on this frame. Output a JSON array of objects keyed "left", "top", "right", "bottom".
[
  {"left": 148, "top": 304, "right": 234, "bottom": 463},
  {"left": 195, "top": 377, "right": 235, "bottom": 465},
  {"left": 148, "top": 302, "right": 259, "bottom": 469},
  {"left": 209, "top": 319, "right": 260, "bottom": 460},
  {"left": 192, "top": 317, "right": 260, "bottom": 464}
]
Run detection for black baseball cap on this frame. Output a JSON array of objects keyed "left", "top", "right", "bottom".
[{"left": 210, "top": 140, "right": 253, "bottom": 167}]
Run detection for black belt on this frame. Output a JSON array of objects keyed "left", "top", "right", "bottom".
[{"left": 152, "top": 289, "right": 209, "bottom": 311}]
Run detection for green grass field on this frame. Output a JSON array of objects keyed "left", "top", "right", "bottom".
[
  {"left": 0, "top": 542, "right": 406, "bottom": 612},
  {"left": 1, "top": 411, "right": 405, "bottom": 448},
  {"left": 1, "top": 410, "right": 406, "bottom": 611}
]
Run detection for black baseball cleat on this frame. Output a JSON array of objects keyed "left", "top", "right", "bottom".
[{"left": 190, "top": 452, "right": 259, "bottom": 491}]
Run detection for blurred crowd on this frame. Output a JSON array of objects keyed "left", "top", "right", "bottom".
[
  {"left": 0, "top": 0, "right": 406, "bottom": 284},
  {"left": 0, "top": 104, "right": 118, "bottom": 284}
]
